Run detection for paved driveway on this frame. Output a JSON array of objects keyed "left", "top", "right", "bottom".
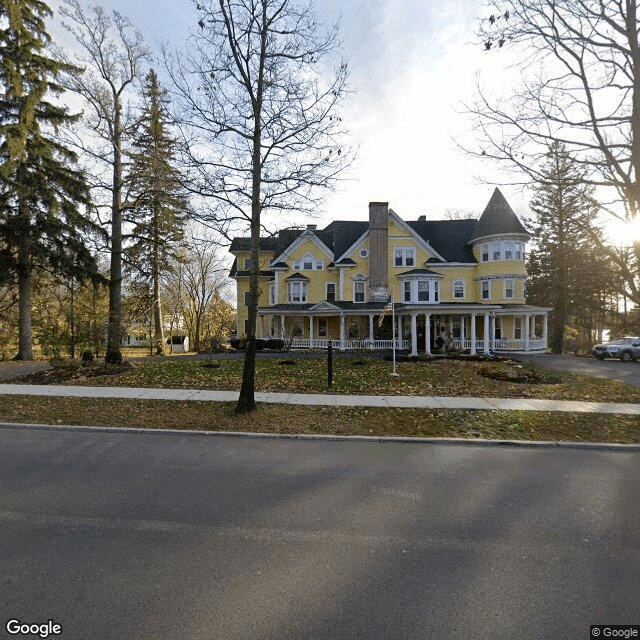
[
  {"left": 1, "top": 425, "right": 638, "bottom": 640},
  {"left": 0, "top": 360, "right": 50, "bottom": 382},
  {"left": 514, "top": 353, "right": 640, "bottom": 387}
]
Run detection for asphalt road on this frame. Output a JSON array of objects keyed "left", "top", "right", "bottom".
[
  {"left": 0, "top": 426, "right": 638, "bottom": 640},
  {"left": 514, "top": 353, "right": 640, "bottom": 388}
]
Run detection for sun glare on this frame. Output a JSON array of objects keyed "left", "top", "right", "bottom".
[{"left": 606, "top": 218, "right": 640, "bottom": 247}]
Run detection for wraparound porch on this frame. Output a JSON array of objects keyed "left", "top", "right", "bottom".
[{"left": 257, "top": 304, "right": 551, "bottom": 354}]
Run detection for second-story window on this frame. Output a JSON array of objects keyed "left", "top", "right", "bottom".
[
  {"left": 404, "top": 281, "right": 411, "bottom": 302},
  {"left": 326, "top": 283, "right": 336, "bottom": 301},
  {"left": 354, "top": 281, "right": 365, "bottom": 303},
  {"left": 244, "top": 291, "right": 252, "bottom": 307},
  {"left": 481, "top": 245, "right": 489, "bottom": 262},
  {"left": 288, "top": 281, "right": 307, "bottom": 303},
  {"left": 505, "top": 278, "right": 514, "bottom": 299},
  {"left": 244, "top": 258, "right": 253, "bottom": 269},
  {"left": 453, "top": 279, "right": 464, "bottom": 299},
  {"left": 482, "top": 280, "right": 490, "bottom": 299},
  {"left": 418, "top": 280, "right": 429, "bottom": 301}
]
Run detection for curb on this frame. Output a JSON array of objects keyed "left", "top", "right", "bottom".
[{"left": 1, "top": 421, "right": 639, "bottom": 452}]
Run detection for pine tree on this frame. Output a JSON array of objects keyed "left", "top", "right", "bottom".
[
  {"left": 527, "top": 142, "right": 610, "bottom": 353},
  {"left": 0, "top": 0, "right": 100, "bottom": 359},
  {"left": 126, "top": 69, "right": 187, "bottom": 355}
]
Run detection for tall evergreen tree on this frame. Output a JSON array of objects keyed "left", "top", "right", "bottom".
[
  {"left": 126, "top": 69, "right": 187, "bottom": 355},
  {"left": 0, "top": 0, "right": 99, "bottom": 359},
  {"left": 527, "top": 142, "right": 611, "bottom": 353}
]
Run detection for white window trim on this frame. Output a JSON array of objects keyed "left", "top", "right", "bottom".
[
  {"left": 481, "top": 279, "right": 490, "bottom": 300},
  {"left": 453, "top": 279, "right": 465, "bottom": 299},
  {"left": 479, "top": 240, "right": 526, "bottom": 262},
  {"left": 353, "top": 279, "right": 366, "bottom": 303},
  {"left": 504, "top": 278, "right": 515, "bottom": 299},
  {"left": 400, "top": 278, "right": 440, "bottom": 304},
  {"left": 393, "top": 246, "right": 416, "bottom": 267},
  {"left": 326, "top": 282, "right": 337, "bottom": 301},
  {"left": 268, "top": 284, "right": 275, "bottom": 306},
  {"left": 287, "top": 281, "right": 308, "bottom": 304}
]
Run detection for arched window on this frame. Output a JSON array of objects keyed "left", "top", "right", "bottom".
[{"left": 453, "top": 279, "right": 465, "bottom": 299}]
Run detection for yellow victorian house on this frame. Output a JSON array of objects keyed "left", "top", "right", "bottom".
[{"left": 230, "top": 188, "right": 551, "bottom": 355}]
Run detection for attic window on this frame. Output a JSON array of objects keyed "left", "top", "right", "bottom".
[
  {"left": 359, "top": 248, "right": 369, "bottom": 258},
  {"left": 394, "top": 247, "right": 415, "bottom": 267},
  {"left": 303, "top": 255, "right": 314, "bottom": 270}
]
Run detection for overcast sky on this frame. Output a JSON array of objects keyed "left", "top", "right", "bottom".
[{"left": 47, "top": 0, "right": 539, "bottom": 227}]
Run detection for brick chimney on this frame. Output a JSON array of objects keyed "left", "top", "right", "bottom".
[{"left": 368, "top": 202, "right": 389, "bottom": 301}]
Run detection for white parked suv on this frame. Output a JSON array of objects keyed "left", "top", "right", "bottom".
[{"left": 591, "top": 336, "right": 640, "bottom": 362}]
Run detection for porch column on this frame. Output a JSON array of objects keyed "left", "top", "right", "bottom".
[
  {"left": 339, "top": 314, "right": 345, "bottom": 350},
  {"left": 309, "top": 316, "right": 314, "bottom": 348},
  {"left": 425, "top": 313, "right": 431, "bottom": 354},
  {"left": 530, "top": 315, "right": 536, "bottom": 339},
  {"left": 460, "top": 315, "right": 465, "bottom": 345},
  {"left": 470, "top": 314, "right": 476, "bottom": 355},
  {"left": 280, "top": 315, "right": 285, "bottom": 339},
  {"left": 410, "top": 313, "right": 418, "bottom": 356},
  {"left": 369, "top": 314, "right": 375, "bottom": 349},
  {"left": 543, "top": 314, "right": 548, "bottom": 348},
  {"left": 483, "top": 313, "right": 490, "bottom": 354},
  {"left": 490, "top": 315, "right": 496, "bottom": 351},
  {"left": 524, "top": 314, "right": 530, "bottom": 351}
]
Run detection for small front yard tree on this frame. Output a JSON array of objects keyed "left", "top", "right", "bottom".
[{"left": 166, "top": 0, "right": 352, "bottom": 412}]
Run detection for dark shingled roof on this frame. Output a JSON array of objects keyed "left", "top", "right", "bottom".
[
  {"left": 285, "top": 272, "right": 309, "bottom": 281},
  {"left": 409, "top": 219, "right": 477, "bottom": 263},
  {"left": 469, "top": 187, "right": 530, "bottom": 242},
  {"left": 229, "top": 189, "right": 527, "bottom": 272},
  {"left": 397, "top": 268, "right": 444, "bottom": 277}
]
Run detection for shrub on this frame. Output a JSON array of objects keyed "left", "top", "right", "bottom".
[
  {"left": 81, "top": 350, "right": 94, "bottom": 365},
  {"left": 266, "top": 338, "right": 285, "bottom": 351}
]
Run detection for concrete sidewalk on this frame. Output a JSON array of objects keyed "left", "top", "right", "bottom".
[{"left": 0, "top": 383, "right": 639, "bottom": 415}]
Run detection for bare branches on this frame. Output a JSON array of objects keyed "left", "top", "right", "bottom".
[
  {"left": 163, "top": 0, "right": 353, "bottom": 235},
  {"left": 467, "top": 0, "right": 640, "bottom": 220}
]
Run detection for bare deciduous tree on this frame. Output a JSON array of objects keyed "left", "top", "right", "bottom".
[
  {"left": 57, "top": 0, "right": 150, "bottom": 363},
  {"left": 467, "top": 0, "right": 640, "bottom": 222},
  {"left": 164, "top": 0, "right": 353, "bottom": 412}
]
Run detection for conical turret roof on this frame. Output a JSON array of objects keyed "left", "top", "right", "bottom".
[{"left": 469, "top": 188, "right": 530, "bottom": 243}]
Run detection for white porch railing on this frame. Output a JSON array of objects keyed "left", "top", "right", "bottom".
[
  {"left": 289, "top": 338, "right": 410, "bottom": 350},
  {"left": 450, "top": 338, "right": 547, "bottom": 352},
  {"left": 286, "top": 337, "right": 546, "bottom": 352}
]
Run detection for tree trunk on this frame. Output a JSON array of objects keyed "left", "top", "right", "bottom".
[
  {"left": 15, "top": 235, "right": 33, "bottom": 361},
  {"left": 106, "top": 100, "right": 123, "bottom": 364},
  {"left": 153, "top": 222, "right": 165, "bottom": 355},
  {"left": 236, "top": 114, "right": 263, "bottom": 413}
]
